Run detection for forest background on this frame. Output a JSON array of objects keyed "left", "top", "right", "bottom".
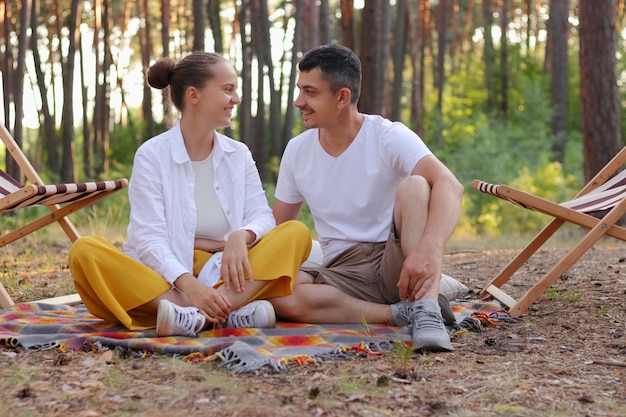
[{"left": 1, "top": 0, "right": 625, "bottom": 244}]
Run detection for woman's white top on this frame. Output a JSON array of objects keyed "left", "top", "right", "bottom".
[
  {"left": 123, "top": 121, "right": 275, "bottom": 286},
  {"left": 191, "top": 154, "right": 230, "bottom": 240}
]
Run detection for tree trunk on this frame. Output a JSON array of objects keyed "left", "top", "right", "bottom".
[
  {"left": 260, "top": 0, "right": 281, "bottom": 164},
  {"left": 250, "top": 0, "right": 268, "bottom": 180},
  {"left": 482, "top": 0, "right": 496, "bottom": 114},
  {"left": 340, "top": 0, "right": 355, "bottom": 49},
  {"left": 207, "top": 0, "right": 224, "bottom": 53},
  {"left": 449, "top": 0, "right": 459, "bottom": 70},
  {"left": 94, "top": 0, "right": 112, "bottom": 177},
  {"left": 9, "top": 0, "right": 29, "bottom": 181},
  {"left": 193, "top": 0, "right": 205, "bottom": 51},
  {"left": 281, "top": 0, "right": 304, "bottom": 153},
  {"left": 460, "top": 0, "right": 474, "bottom": 71},
  {"left": 434, "top": 0, "right": 447, "bottom": 144},
  {"left": 161, "top": 0, "right": 173, "bottom": 129},
  {"left": 408, "top": 0, "right": 424, "bottom": 135},
  {"left": 302, "top": 0, "right": 319, "bottom": 51},
  {"left": 139, "top": 0, "right": 155, "bottom": 139},
  {"left": 238, "top": 1, "right": 253, "bottom": 150},
  {"left": 60, "top": 0, "right": 80, "bottom": 182},
  {"left": 499, "top": 0, "right": 509, "bottom": 119},
  {"left": 79, "top": 30, "right": 91, "bottom": 178},
  {"left": 579, "top": 0, "right": 622, "bottom": 182},
  {"left": 92, "top": 0, "right": 103, "bottom": 177},
  {"left": 319, "top": 0, "right": 330, "bottom": 45},
  {"left": 390, "top": 0, "right": 407, "bottom": 122},
  {"left": 549, "top": 0, "right": 569, "bottom": 164},
  {"left": 359, "top": 0, "right": 390, "bottom": 115},
  {"left": 30, "top": 0, "right": 58, "bottom": 175}
]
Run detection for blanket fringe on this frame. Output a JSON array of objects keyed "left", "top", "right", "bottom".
[{"left": 181, "top": 339, "right": 396, "bottom": 373}]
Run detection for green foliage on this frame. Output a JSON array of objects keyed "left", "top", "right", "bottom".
[
  {"left": 109, "top": 119, "right": 164, "bottom": 167},
  {"left": 428, "top": 56, "right": 584, "bottom": 240},
  {"left": 472, "top": 162, "right": 579, "bottom": 236}
]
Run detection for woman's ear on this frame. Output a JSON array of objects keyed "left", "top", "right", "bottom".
[{"left": 186, "top": 86, "right": 200, "bottom": 104}]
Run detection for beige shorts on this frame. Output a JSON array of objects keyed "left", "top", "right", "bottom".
[{"left": 301, "top": 228, "right": 403, "bottom": 304}]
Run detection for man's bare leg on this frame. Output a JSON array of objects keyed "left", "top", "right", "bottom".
[
  {"left": 270, "top": 271, "right": 394, "bottom": 324},
  {"left": 394, "top": 175, "right": 453, "bottom": 351},
  {"left": 394, "top": 175, "right": 442, "bottom": 300}
]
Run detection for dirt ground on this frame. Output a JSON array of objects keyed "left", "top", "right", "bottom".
[{"left": 1, "top": 236, "right": 625, "bottom": 417}]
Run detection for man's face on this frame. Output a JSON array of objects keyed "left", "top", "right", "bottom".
[{"left": 294, "top": 68, "right": 341, "bottom": 129}]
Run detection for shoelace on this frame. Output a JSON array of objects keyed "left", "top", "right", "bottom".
[
  {"left": 392, "top": 301, "right": 413, "bottom": 326},
  {"left": 227, "top": 304, "right": 256, "bottom": 328},
  {"left": 173, "top": 307, "right": 201, "bottom": 336},
  {"left": 411, "top": 308, "right": 445, "bottom": 330}
]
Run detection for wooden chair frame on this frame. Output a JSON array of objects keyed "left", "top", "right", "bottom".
[
  {"left": 0, "top": 123, "right": 128, "bottom": 308},
  {"left": 472, "top": 146, "right": 626, "bottom": 317}
]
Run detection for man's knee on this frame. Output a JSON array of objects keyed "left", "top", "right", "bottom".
[
  {"left": 397, "top": 175, "right": 430, "bottom": 200},
  {"left": 394, "top": 176, "right": 431, "bottom": 217}
]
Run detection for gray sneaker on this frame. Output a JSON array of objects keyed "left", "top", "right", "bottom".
[
  {"left": 226, "top": 300, "right": 276, "bottom": 328},
  {"left": 438, "top": 294, "right": 457, "bottom": 327},
  {"left": 391, "top": 295, "right": 456, "bottom": 327},
  {"left": 410, "top": 298, "right": 454, "bottom": 352},
  {"left": 156, "top": 299, "right": 206, "bottom": 337},
  {"left": 391, "top": 300, "right": 413, "bottom": 326}
]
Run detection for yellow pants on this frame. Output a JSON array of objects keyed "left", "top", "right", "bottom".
[{"left": 68, "top": 220, "right": 311, "bottom": 330}]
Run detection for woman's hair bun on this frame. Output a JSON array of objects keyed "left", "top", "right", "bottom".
[{"left": 147, "top": 58, "right": 176, "bottom": 90}]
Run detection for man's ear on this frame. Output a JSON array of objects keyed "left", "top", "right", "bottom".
[{"left": 337, "top": 87, "right": 352, "bottom": 107}]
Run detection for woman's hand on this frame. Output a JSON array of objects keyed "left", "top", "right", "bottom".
[
  {"left": 175, "top": 273, "right": 232, "bottom": 323},
  {"left": 220, "top": 230, "right": 254, "bottom": 292}
]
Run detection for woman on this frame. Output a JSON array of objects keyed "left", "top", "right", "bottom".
[{"left": 69, "top": 52, "right": 311, "bottom": 337}]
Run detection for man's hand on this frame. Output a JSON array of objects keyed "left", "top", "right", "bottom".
[{"left": 397, "top": 244, "right": 443, "bottom": 301}]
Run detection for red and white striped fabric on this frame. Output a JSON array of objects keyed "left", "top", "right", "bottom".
[
  {"left": 560, "top": 170, "right": 626, "bottom": 212},
  {"left": 1, "top": 169, "right": 127, "bottom": 212},
  {"left": 473, "top": 169, "right": 626, "bottom": 214}
]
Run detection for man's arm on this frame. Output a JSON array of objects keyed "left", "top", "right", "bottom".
[
  {"left": 400, "top": 155, "right": 464, "bottom": 301},
  {"left": 412, "top": 155, "right": 463, "bottom": 256},
  {"left": 273, "top": 199, "right": 304, "bottom": 225}
]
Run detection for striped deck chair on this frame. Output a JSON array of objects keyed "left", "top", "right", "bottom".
[
  {"left": 0, "top": 123, "right": 128, "bottom": 308},
  {"left": 472, "top": 146, "right": 626, "bottom": 317}
]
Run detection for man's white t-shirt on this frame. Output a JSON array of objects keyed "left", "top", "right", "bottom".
[{"left": 275, "top": 114, "right": 432, "bottom": 263}]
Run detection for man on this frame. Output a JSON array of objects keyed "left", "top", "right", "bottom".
[{"left": 271, "top": 44, "right": 463, "bottom": 352}]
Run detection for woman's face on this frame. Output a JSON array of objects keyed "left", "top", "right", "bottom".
[{"left": 196, "top": 62, "right": 241, "bottom": 129}]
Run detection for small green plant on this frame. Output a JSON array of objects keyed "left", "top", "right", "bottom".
[
  {"left": 545, "top": 288, "right": 560, "bottom": 300},
  {"left": 597, "top": 305, "right": 607, "bottom": 316},
  {"left": 359, "top": 314, "right": 373, "bottom": 341},
  {"left": 393, "top": 339, "right": 413, "bottom": 371},
  {"left": 566, "top": 291, "right": 582, "bottom": 302}
]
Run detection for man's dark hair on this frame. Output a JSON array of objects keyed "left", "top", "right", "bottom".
[{"left": 298, "top": 44, "right": 362, "bottom": 105}]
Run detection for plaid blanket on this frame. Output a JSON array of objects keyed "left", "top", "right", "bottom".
[{"left": 0, "top": 300, "right": 515, "bottom": 373}]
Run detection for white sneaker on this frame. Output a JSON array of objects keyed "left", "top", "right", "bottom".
[
  {"left": 156, "top": 299, "right": 206, "bottom": 337},
  {"left": 226, "top": 300, "right": 276, "bottom": 328}
]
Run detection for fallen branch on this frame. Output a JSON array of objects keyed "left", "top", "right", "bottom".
[{"left": 588, "top": 359, "right": 626, "bottom": 368}]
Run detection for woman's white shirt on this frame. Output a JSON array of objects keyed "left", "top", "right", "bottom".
[{"left": 123, "top": 121, "right": 275, "bottom": 286}]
